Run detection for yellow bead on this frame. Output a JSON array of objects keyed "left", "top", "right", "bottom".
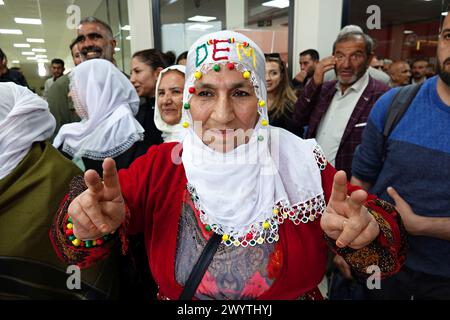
[
  {"left": 194, "top": 71, "right": 202, "bottom": 79},
  {"left": 263, "top": 222, "right": 270, "bottom": 229},
  {"left": 259, "top": 100, "right": 266, "bottom": 107},
  {"left": 182, "top": 122, "right": 189, "bottom": 128},
  {"left": 273, "top": 208, "right": 279, "bottom": 215},
  {"left": 92, "top": 240, "right": 97, "bottom": 246},
  {"left": 310, "top": 215, "right": 315, "bottom": 222},
  {"left": 222, "top": 234, "right": 229, "bottom": 241},
  {"left": 243, "top": 71, "right": 251, "bottom": 79},
  {"left": 72, "top": 239, "right": 81, "bottom": 247},
  {"left": 67, "top": 223, "right": 73, "bottom": 230},
  {"left": 261, "top": 120, "right": 268, "bottom": 127}
]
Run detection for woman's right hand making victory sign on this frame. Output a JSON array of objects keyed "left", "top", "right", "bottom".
[{"left": 68, "top": 158, "right": 125, "bottom": 240}]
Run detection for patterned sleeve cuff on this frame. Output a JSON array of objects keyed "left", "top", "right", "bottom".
[
  {"left": 49, "top": 175, "right": 129, "bottom": 269},
  {"left": 325, "top": 199, "right": 407, "bottom": 279}
]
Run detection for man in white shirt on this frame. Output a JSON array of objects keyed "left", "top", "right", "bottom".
[
  {"left": 315, "top": 70, "right": 370, "bottom": 166},
  {"left": 43, "top": 58, "right": 64, "bottom": 99},
  {"left": 293, "top": 29, "right": 391, "bottom": 301},
  {"left": 293, "top": 29, "right": 390, "bottom": 177},
  {"left": 323, "top": 26, "right": 391, "bottom": 86}
]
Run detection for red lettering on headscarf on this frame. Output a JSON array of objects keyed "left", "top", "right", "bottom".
[{"left": 212, "top": 39, "right": 230, "bottom": 61}]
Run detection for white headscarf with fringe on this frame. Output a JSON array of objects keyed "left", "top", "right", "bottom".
[
  {"left": 53, "top": 59, "right": 144, "bottom": 168},
  {"left": 0, "top": 82, "right": 55, "bottom": 180},
  {"left": 154, "top": 65, "right": 186, "bottom": 143},
  {"left": 180, "top": 31, "right": 327, "bottom": 246}
]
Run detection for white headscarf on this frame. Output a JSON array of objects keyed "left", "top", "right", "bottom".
[
  {"left": 0, "top": 82, "right": 55, "bottom": 180},
  {"left": 154, "top": 65, "right": 186, "bottom": 143},
  {"left": 53, "top": 59, "right": 144, "bottom": 166},
  {"left": 181, "top": 31, "right": 327, "bottom": 246}
]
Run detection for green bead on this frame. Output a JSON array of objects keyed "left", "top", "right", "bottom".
[
  {"left": 103, "top": 235, "right": 109, "bottom": 241},
  {"left": 205, "top": 225, "right": 212, "bottom": 232},
  {"left": 85, "top": 240, "right": 92, "bottom": 248},
  {"left": 213, "top": 64, "right": 220, "bottom": 72},
  {"left": 184, "top": 103, "right": 190, "bottom": 110},
  {"left": 67, "top": 217, "right": 72, "bottom": 223},
  {"left": 258, "top": 135, "right": 264, "bottom": 142},
  {"left": 68, "top": 235, "right": 75, "bottom": 241}
]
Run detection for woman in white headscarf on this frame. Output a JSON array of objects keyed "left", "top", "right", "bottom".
[
  {"left": 53, "top": 59, "right": 145, "bottom": 174},
  {"left": 154, "top": 65, "right": 186, "bottom": 143},
  {"left": 0, "top": 82, "right": 117, "bottom": 299},
  {"left": 53, "top": 31, "right": 406, "bottom": 300},
  {"left": 53, "top": 58, "right": 161, "bottom": 300}
]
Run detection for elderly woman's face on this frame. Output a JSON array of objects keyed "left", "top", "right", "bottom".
[
  {"left": 157, "top": 70, "right": 184, "bottom": 125},
  {"left": 189, "top": 67, "right": 259, "bottom": 153}
]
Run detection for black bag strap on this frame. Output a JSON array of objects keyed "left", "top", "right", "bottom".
[
  {"left": 382, "top": 83, "right": 422, "bottom": 159},
  {"left": 179, "top": 232, "right": 222, "bottom": 300}
]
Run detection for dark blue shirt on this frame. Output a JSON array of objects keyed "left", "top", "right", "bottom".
[{"left": 352, "top": 76, "right": 450, "bottom": 278}]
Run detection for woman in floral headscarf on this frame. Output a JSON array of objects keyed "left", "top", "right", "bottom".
[{"left": 52, "top": 31, "right": 406, "bottom": 300}]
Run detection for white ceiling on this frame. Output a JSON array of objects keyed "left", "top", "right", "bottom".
[
  {"left": 160, "top": 0, "right": 289, "bottom": 28},
  {"left": 1, "top": 0, "right": 290, "bottom": 90},
  {"left": 0, "top": 0, "right": 104, "bottom": 87}
]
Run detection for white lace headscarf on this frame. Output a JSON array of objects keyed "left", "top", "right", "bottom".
[
  {"left": 180, "top": 30, "right": 327, "bottom": 247},
  {"left": 154, "top": 65, "right": 186, "bottom": 143},
  {"left": 53, "top": 59, "right": 144, "bottom": 168},
  {"left": 0, "top": 82, "right": 55, "bottom": 180}
]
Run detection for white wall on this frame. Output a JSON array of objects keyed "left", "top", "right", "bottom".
[
  {"left": 129, "top": 0, "right": 343, "bottom": 75},
  {"left": 127, "top": 0, "right": 154, "bottom": 54},
  {"left": 226, "top": 0, "right": 245, "bottom": 30},
  {"left": 161, "top": 21, "right": 223, "bottom": 57},
  {"left": 292, "top": 0, "right": 343, "bottom": 75}
]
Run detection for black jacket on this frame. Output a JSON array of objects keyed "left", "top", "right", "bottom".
[{"left": 0, "top": 69, "right": 29, "bottom": 88}]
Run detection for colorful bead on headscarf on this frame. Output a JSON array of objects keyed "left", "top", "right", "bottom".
[
  {"left": 183, "top": 30, "right": 270, "bottom": 133},
  {"left": 194, "top": 71, "right": 202, "bottom": 80}
]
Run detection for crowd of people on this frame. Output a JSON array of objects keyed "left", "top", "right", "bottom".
[{"left": 0, "top": 12, "right": 449, "bottom": 301}]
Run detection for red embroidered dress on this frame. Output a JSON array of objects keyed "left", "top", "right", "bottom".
[{"left": 52, "top": 142, "right": 406, "bottom": 300}]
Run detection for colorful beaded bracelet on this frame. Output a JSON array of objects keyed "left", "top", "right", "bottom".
[{"left": 64, "top": 215, "right": 114, "bottom": 248}]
